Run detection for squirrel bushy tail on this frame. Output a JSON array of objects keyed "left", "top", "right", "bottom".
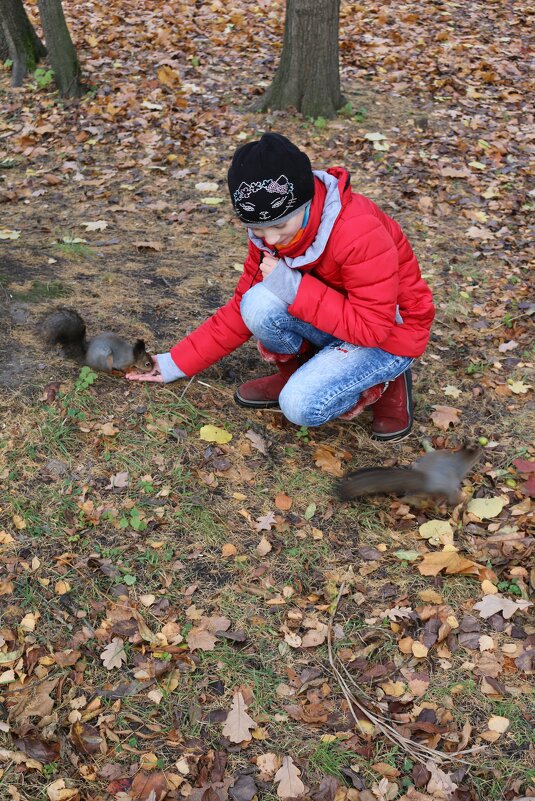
[
  {"left": 42, "top": 308, "right": 88, "bottom": 360},
  {"left": 338, "top": 447, "right": 482, "bottom": 504}
]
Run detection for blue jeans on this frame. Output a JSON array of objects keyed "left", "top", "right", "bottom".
[{"left": 240, "top": 283, "right": 413, "bottom": 427}]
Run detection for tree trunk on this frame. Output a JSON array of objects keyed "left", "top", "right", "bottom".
[
  {"left": 38, "top": 0, "right": 83, "bottom": 97},
  {"left": 258, "top": 0, "right": 344, "bottom": 119},
  {"left": 0, "top": 22, "right": 8, "bottom": 61},
  {"left": 0, "top": 0, "right": 47, "bottom": 86}
]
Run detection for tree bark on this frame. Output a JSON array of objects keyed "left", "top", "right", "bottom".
[
  {"left": 257, "top": 0, "right": 344, "bottom": 119},
  {"left": 0, "top": 22, "right": 8, "bottom": 61},
  {"left": 38, "top": 0, "right": 83, "bottom": 97},
  {"left": 0, "top": 0, "right": 47, "bottom": 86}
]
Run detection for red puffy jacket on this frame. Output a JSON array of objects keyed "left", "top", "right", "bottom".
[{"left": 169, "top": 167, "right": 434, "bottom": 376}]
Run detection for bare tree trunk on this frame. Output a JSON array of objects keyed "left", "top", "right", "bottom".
[
  {"left": 0, "top": 23, "right": 8, "bottom": 61},
  {"left": 38, "top": 0, "right": 83, "bottom": 97},
  {"left": 257, "top": 0, "right": 344, "bottom": 119},
  {"left": 0, "top": 0, "right": 47, "bottom": 86}
]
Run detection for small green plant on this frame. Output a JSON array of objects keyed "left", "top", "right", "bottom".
[
  {"left": 296, "top": 425, "right": 311, "bottom": 443},
  {"left": 313, "top": 116, "right": 328, "bottom": 129},
  {"left": 501, "top": 311, "right": 514, "bottom": 329},
  {"left": 119, "top": 506, "right": 147, "bottom": 532},
  {"left": 43, "top": 761, "right": 59, "bottom": 776},
  {"left": 497, "top": 578, "right": 522, "bottom": 596},
  {"left": 75, "top": 366, "right": 98, "bottom": 391},
  {"left": 33, "top": 67, "right": 54, "bottom": 90},
  {"left": 466, "top": 361, "right": 487, "bottom": 375},
  {"left": 54, "top": 235, "right": 94, "bottom": 259},
  {"left": 339, "top": 101, "right": 367, "bottom": 122},
  {"left": 3, "top": 58, "right": 14, "bottom": 71}
]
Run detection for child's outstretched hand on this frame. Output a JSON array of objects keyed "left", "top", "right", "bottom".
[{"left": 126, "top": 355, "right": 163, "bottom": 383}]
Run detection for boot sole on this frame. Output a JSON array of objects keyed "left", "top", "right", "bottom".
[
  {"left": 371, "top": 424, "right": 413, "bottom": 442},
  {"left": 234, "top": 390, "right": 280, "bottom": 409}
]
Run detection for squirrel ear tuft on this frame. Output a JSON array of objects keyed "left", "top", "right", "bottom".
[{"left": 133, "top": 339, "right": 146, "bottom": 357}]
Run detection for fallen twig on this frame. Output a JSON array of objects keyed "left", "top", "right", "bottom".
[{"left": 327, "top": 583, "right": 487, "bottom": 766}]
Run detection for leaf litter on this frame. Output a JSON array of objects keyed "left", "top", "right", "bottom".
[{"left": 1, "top": 0, "right": 534, "bottom": 799}]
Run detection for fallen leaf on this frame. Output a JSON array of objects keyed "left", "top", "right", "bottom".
[
  {"left": 254, "top": 512, "right": 276, "bottom": 532},
  {"left": 130, "top": 770, "right": 170, "bottom": 801},
  {"left": 274, "top": 493, "right": 293, "bottom": 510},
  {"left": 187, "top": 627, "right": 217, "bottom": 652},
  {"left": 100, "top": 638, "right": 127, "bottom": 670},
  {"left": 418, "top": 520, "right": 454, "bottom": 546},
  {"left": 314, "top": 445, "right": 344, "bottom": 477},
  {"left": 418, "top": 549, "right": 486, "bottom": 578},
  {"left": 301, "top": 624, "right": 328, "bottom": 648},
  {"left": 473, "top": 594, "right": 532, "bottom": 620},
  {"left": 195, "top": 181, "right": 219, "bottom": 192},
  {"left": 245, "top": 429, "right": 268, "bottom": 454},
  {"left": 256, "top": 752, "right": 280, "bottom": 780},
  {"left": 430, "top": 405, "right": 461, "bottom": 430},
  {"left": 274, "top": 755, "right": 305, "bottom": 799},
  {"left": 46, "top": 779, "right": 80, "bottom": 801},
  {"left": 256, "top": 536, "right": 272, "bottom": 556},
  {"left": 466, "top": 497, "right": 506, "bottom": 519},
  {"left": 498, "top": 340, "right": 518, "bottom": 352},
  {"left": 443, "top": 385, "right": 462, "bottom": 398},
  {"left": 508, "top": 380, "right": 531, "bottom": 394},
  {"left": 82, "top": 220, "right": 108, "bottom": 231},
  {"left": 412, "top": 642, "right": 429, "bottom": 659},
  {"left": 70, "top": 721, "right": 104, "bottom": 755},
  {"left": 222, "top": 691, "right": 257, "bottom": 743},
  {"left": 199, "top": 424, "right": 232, "bottom": 444},
  {"left": 487, "top": 715, "right": 510, "bottom": 734}
]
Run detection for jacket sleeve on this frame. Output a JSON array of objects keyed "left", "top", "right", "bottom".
[
  {"left": 168, "top": 244, "right": 262, "bottom": 376},
  {"left": 288, "top": 215, "right": 400, "bottom": 348}
]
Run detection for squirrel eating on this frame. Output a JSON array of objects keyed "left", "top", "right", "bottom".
[
  {"left": 42, "top": 308, "right": 154, "bottom": 373},
  {"left": 338, "top": 447, "right": 482, "bottom": 504}
]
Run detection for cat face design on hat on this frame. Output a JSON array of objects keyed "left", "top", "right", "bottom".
[{"left": 233, "top": 175, "right": 297, "bottom": 222}]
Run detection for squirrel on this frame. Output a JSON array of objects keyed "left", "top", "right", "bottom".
[
  {"left": 338, "top": 447, "right": 483, "bottom": 504},
  {"left": 42, "top": 308, "right": 154, "bottom": 373}
]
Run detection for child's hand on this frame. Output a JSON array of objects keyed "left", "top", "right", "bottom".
[
  {"left": 260, "top": 254, "right": 279, "bottom": 278},
  {"left": 125, "top": 355, "right": 163, "bottom": 383}
]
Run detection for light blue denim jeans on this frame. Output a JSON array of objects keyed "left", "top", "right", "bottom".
[{"left": 240, "top": 283, "right": 413, "bottom": 427}]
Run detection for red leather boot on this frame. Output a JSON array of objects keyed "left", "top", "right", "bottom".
[
  {"left": 234, "top": 343, "right": 309, "bottom": 409},
  {"left": 371, "top": 369, "right": 413, "bottom": 442}
]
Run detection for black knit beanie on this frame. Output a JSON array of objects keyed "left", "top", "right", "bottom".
[{"left": 227, "top": 133, "right": 314, "bottom": 226}]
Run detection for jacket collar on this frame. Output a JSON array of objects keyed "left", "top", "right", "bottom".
[{"left": 248, "top": 169, "right": 349, "bottom": 271}]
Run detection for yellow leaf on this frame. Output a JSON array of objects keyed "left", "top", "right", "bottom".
[
  {"left": 157, "top": 65, "right": 181, "bottom": 87},
  {"left": 418, "top": 550, "right": 486, "bottom": 578},
  {"left": 222, "top": 543, "right": 237, "bottom": 557},
  {"left": 380, "top": 680, "right": 405, "bottom": 697},
  {"left": 418, "top": 589, "right": 444, "bottom": 604},
  {"left": 12, "top": 515, "right": 26, "bottom": 530},
  {"left": 466, "top": 497, "right": 506, "bottom": 519},
  {"left": 418, "top": 520, "right": 454, "bottom": 546},
  {"left": 508, "top": 380, "right": 531, "bottom": 394},
  {"left": 412, "top": 642, "right": 429, "bottom": 658},
  {"left": 199, "top": 424, "right": 232, "bottom": 444},
  {"left": 55, "top": 580, "right": 71, "bottom": 595}
]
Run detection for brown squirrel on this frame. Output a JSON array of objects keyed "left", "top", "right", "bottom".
[
  {"left": 42, "top": 308, "right": 154, "bottom": 373},
  {"left": 338, "top": 447, "right": 482, "bottom": 504}
]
